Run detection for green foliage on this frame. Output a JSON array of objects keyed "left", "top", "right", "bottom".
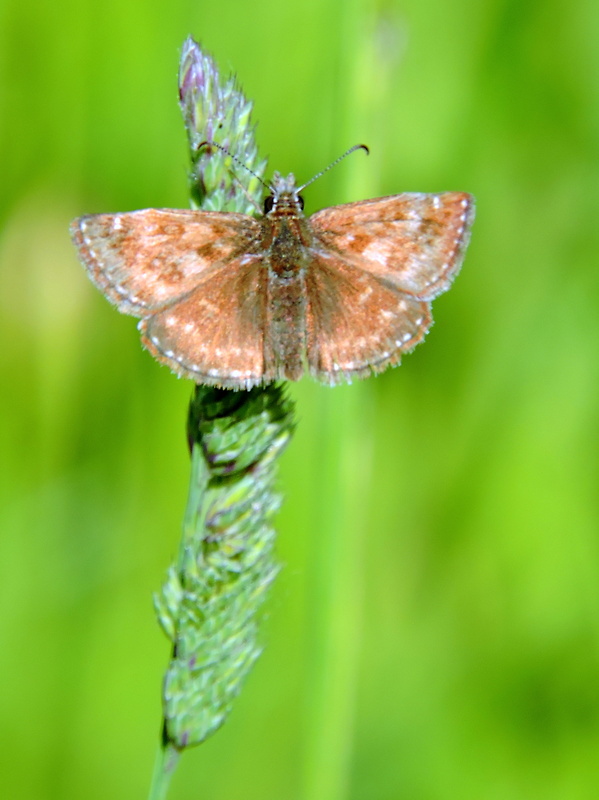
[
  {"left": 149, "top": 47, "right": 294, "bottom": 796},
  {"left": 157, "top": 385, "right": 293, "bottom": 748},
  {"left": 178, "top": 37, "right": 267, "bottom": 213},
  {"left": 1, "top": 2, "right": 599, "bottom": 799}
]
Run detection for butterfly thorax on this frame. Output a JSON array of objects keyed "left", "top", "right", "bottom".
[{"left": 260, "top": 173, "right": 313, "bottom": 280}]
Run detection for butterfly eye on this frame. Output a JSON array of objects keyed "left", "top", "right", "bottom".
[
  {"left": 298, "top": 195, "right": 305, "bottom": 211},
  {"left": 263, "top": 195, "right": 274, "bottom": 214}
]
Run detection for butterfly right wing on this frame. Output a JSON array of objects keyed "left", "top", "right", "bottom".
[
  {"left": 304, "top": 250, "right": 431, "bottom": 384},
  {"left": 70, "top": 207, "right": 261, "bottom": 315},
  {"left": 309, "top": 192, "right": 474, "bottom": 301},
  {"left": 303, "top": 191, "right": 474, "bottom": 383}
]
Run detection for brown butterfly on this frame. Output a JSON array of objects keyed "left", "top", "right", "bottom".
[{"left": 70, "top": 165, "right": 474, "bottom": 390}]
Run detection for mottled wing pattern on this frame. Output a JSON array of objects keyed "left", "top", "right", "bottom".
[
  {"left": 305, "top": 251, "right": 431, "bottom": 383},
  {"left": 70, "top": 208, "right": 261, "bottom": 315},
  {"left": 70, "top": 192, "right": 474, "bottom": 388},
  {"left": 309, "top": 192, "right": 474, "bottom": 301},
  {"left": 139, "top": 252, "right": 271, "bottom": 389}
]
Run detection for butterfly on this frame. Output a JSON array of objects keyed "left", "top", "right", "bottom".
[{"left": 70, "top": 170, "right": 474, "bottom": 390}]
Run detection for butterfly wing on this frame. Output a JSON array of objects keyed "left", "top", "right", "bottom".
[
  {"left": 139, "top": 252, "right": 272, "bottom": 389},
  {"left": 309, "top": 192, "right": 474, "bottom": 301},
  {"left": 303, "top": 191, "right": 474, "bottom": 383},
  {"left": 304, "top": 251, "right": 431, "bottom": 383},
  {"left": 71, "top": 207, "right": 271, "bottom": 388},
  {"left": 70, "top": 208, "right": 261, "bottom": 315}
]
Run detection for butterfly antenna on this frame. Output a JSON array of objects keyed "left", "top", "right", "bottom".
[
  {"left": 296, "top": 143, "right": 369, "bottom": 192},
  {"left": 197, "top": 140, "right": 269, "bottom": 190}
]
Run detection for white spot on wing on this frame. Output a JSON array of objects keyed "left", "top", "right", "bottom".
[
  {"left": 362, "top": 241, "right": 391, "bottom": 266},
  {"left": 358, "top": 286, "right": 373, "bottom": 304}
]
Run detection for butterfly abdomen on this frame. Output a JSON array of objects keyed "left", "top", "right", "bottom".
[
  {"left": 265, "top": 271, "right": 306, "bottom": 381},
  {"left": 263, "top": 218, "right": 310, "bottom": 380}
]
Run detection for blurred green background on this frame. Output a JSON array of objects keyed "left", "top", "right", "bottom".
[{"left": 2, "top": 0, "right": 599, "bottom": 798}]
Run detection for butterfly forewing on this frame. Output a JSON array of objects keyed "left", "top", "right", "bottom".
[
  {"left": 140, "top": 253, "right": 271, "bottom": 389},
  {"left": 70, "top": 208, "right": 260, "bottom": 315},
  {"left": 305, "top": 252, "right": 431, "bottom": 383},
  {"left": 309, "top": 192, "right": 474, "bottom": 301}
]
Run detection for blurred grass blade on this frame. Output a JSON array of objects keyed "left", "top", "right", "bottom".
[
  {"left": 157, "top": 385, "right": 294, "bottom": 747},
  {"left": 178, "top": 36, "right": 267, "bottom": 213},
  {"left": 150, "top": 38, "right": 295, "bottom": 798}
]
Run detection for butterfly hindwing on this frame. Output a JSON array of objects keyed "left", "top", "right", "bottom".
[
  {"left": 305, "top": 251, "right": 431, "bottom": 383},
  {"left": 140, "top": 252, "right": 271, "bottom": 389}
]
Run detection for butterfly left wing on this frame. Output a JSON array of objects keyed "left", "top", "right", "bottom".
[
  {"left": 70, "top": 208, "right": 260, "bottom": 315},
  {"left": 71, "top": 207, "right": 272, "bottom": 388},
  {"left": 139, "top": 251, "right": 273, "bottom": 389},
  {"left": 309, "top": 192, "right": 474, "bottom": 300}
]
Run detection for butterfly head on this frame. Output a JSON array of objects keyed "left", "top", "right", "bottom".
[{"left": 263, "top": 172, "right": 305, "bottom": 216}]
